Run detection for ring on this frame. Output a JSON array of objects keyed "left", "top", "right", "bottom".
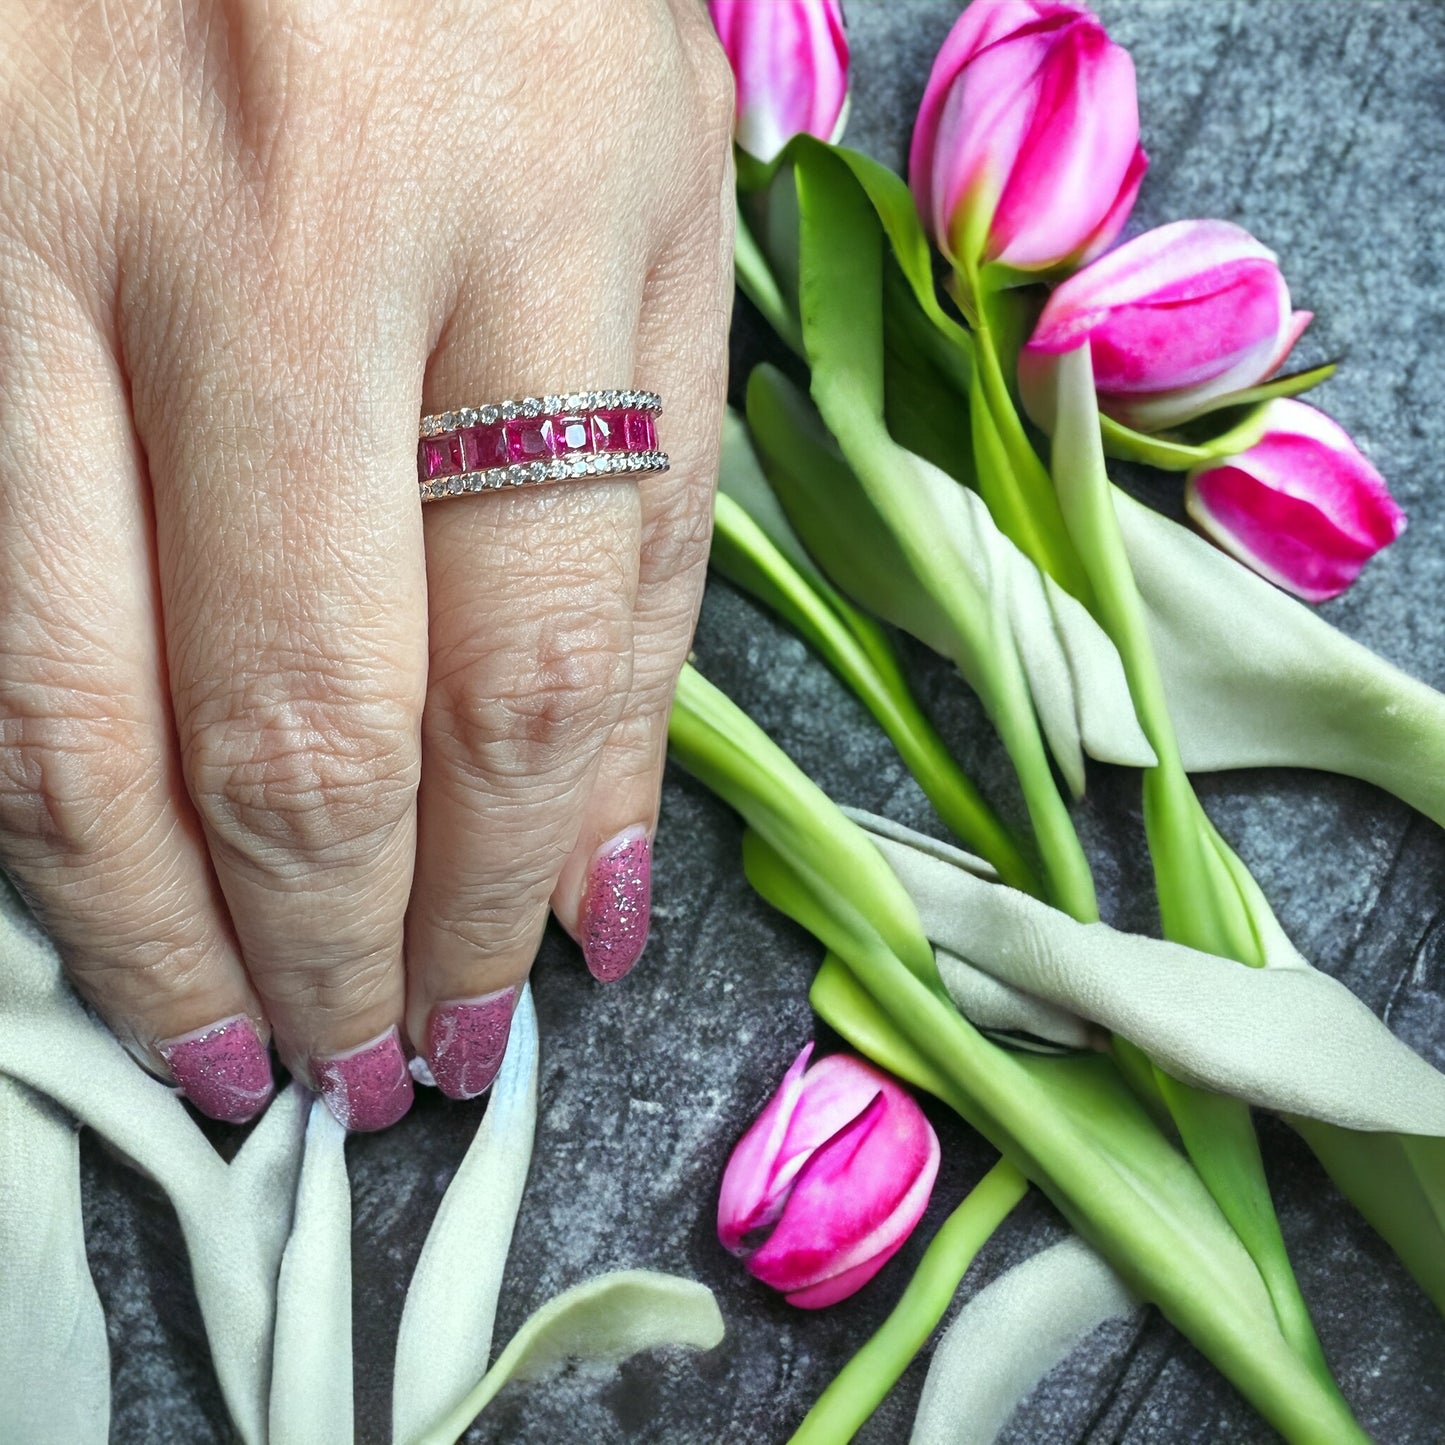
[{"left": 417, "top": 389, "right": 667, "bottom": 502}]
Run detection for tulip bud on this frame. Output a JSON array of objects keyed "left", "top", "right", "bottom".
[
  {"left": 909, "top": 0, "right": 1146, "bottom": 281},
  {"left": 707, "top": 0, "right": 849, "bottom": 164},
  {"left": 1020, "top": 219, "right": 1313, "bottom": 433},
  {"left": 1184, "top": 399, "right": 1406, "bottom": 603},
  {"left": 717, "top": 1043, "right": 939, "bottom": 1308}
]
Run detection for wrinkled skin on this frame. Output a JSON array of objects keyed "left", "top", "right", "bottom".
[{"left": 0, "top": 0, "right": 734, "bottom": 1123}]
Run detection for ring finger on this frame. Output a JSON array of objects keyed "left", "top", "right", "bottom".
[{"left": 403, "top": 253, "right": 644, "bottom": 1098}]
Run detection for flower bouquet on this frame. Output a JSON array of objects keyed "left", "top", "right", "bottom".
[{"left": 682, "top": 0, "right": 1445, "bottom": 1440}]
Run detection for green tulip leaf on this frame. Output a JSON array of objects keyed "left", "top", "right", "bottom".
[
  {"left": 269, "top": 1098, "right": 353, "bottom": 1445},
  {"left": 850, "top": 810, "right": 1445, "bottom": 1136},
  {"left": 909, "top": 1238, "right": 1138, "bottom": 1445},
  {"left": 1114, "top": 492, "right": 1445, "bottom": 827},
  {"left": 1100, "top": 408, "right": 1273, "bottom": 470},
  {"left": 746, "top": 363, "right": 1156, "bottom": 796},
  {"left": 405, "top": 1272, "right": 724, "bottom": 1445},
  {"left": 1199, "top": 359, "right": 1340, "bottom": 412},
  {"left": 0, "top": 1077, "right": 111, "bottom": 1445},
  {"left": 1292, "top": 1122, "right": 1445, "bottom": 1317},
  {"left": 392, "top": 989, "right": 540, "bottom": 1444},
  {"left": 1097, "top": 362, "right": 1340, "bottom": 470},
  {"left": 716, "top": 407, "right": 1040, "bottom": 888}
]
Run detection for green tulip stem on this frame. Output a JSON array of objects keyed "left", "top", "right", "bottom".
[
  {"left": 842, "top": 427, "right": 1099, "bottom": 925},
  {"left": 789, "top": 146, "right": 1097, "bottom": 924},
  {"left": 961, "top": 265, "right": 1095, "bottom": 608},
  {"left": 1048, "top": 343, "right": 1333, "bottom": 1382},
  {"left": 786, "top": 1160, "right": 1030, "bottom": 1445},
  {"left": 711, "top": 493, "right": 1040, "bottom": 894}
]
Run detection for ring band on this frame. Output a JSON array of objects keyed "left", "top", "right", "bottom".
[{"left": 417, "top": 389, "right": 667, "bottom": 502}]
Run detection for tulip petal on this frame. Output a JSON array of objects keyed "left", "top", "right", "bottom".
[
  {"left": 1186, "top": 400, "right": 1406, "bottom": 602},
  {"left": 747, "top": 1085, "right": 940, "bottom": 1303},
  {"left": 775, "top": 1053, "right": 901, "bottom": 1182},
  {"left": 932, "top": 31, "right": 1059, "bottom": 261},
  {"left": 1266, "top": 309, "right": 1314, "bottom": 376},
  {"left": 911, "top": 2, "right": 1104, "bottom": 266},
  {"left": 991, "top": 26, "right": 1141, "bottom": 269},
  {"left": 784, "top": 1254, "right": 899, "bottom": 1310},
  {"left": 1031, "top": 220, "right": 1282, "bottom": 334},
  {"left": 710, "top": 0, "right": 849, "bottom": 163},
  {"left": 717, "top": 1041, "right": 813, "bottom": 1253},
  {"left": 1022, "top": 220, "right": 1307, "bottom": 431},
  {"left": 746, "top": 1092, "right": 886, "bottom": 1289},
  {"left": 1076, "top": 143, "right": 1149, "bottom": 266}
]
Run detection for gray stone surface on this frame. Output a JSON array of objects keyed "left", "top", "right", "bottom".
[{"left": 77, "top": 2, "right": 1445, "bottom": 1441}]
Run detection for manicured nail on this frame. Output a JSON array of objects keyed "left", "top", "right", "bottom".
[
  {"left": 158, "top": 1015, "right": 275, "bottom": 1125},
  {"left": 426, "top": 987, "right": 517, "bottom": 1100},
  {"left": 312, "top": 1026, "right": 414, "bottom": 1132},
  {"left": 580, "top": 826, "right": 651, "bottom": 982}
]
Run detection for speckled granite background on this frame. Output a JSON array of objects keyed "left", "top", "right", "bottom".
[{"left": 75, "top": 2, "right": 1445, "bottom": 1441}]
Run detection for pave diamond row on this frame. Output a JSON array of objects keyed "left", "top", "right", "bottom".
[
  {"left": 418, "top": 449, "right": 669, "bottom": 502},
  {"left": 419, "top": 389, "right": 662, "bottom": 439}
]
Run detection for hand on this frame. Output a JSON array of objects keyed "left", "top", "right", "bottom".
[{"left": 0, "top": 0, "right": 734, "bottom": 1127}]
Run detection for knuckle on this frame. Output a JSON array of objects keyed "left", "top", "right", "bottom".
[
  {"left": 259, "top": 950, "right": 396, "bottom": 1023},
  {"left": 427, "top": 904, "right": 544, "bottom": 966},
  {"left": 429, "top": 624, "right": 630, "bottom": 782},
  {"left": 642, "top": 473, "right": 716, "bottom": 583},
  {"left": 688, "top": 32, "right": 737, "bottom": 144},
  {"left": 184, "top": 694, "right": 419, "bottom": 873},
  {"left": 0, "top": 691, "right": 155, "bottom": 861},
  {"left": 64, "top": 933, "right": 219, "bottom": 1016}
]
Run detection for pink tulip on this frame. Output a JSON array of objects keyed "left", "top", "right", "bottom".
[
  {"left": 909, "top": 0, "right": 1146, "bottom": 278},
  {"left": 708, "top": 0, "right": 849, "bottom": 164},
  {"left": 717, "top": 1042, "right": 940, "bottom": 1309},
  {"left": 1184, "top": 399, "right": 1406, "bottom": 603},
  {"left": 1020, "top": 219, "right": 1313, "bottom": 432}
]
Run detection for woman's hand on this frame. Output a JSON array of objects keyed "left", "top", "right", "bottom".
[{"left": 0, "top": 0, "right": 734, "bottom": 1127}]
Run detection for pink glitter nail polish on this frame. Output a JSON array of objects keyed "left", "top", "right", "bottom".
[
  {"left": 580, "top": 826, "right": 651, "bottom": 982},
  {"left": 312, "top": 1027, "right": 414, "bottom": 1132},
  {"left": 427, "top": 987, "right": 516, "bottom": 1100},
  {"left": 158, "top": 1015, "right": 274, "bottom": 1125}
]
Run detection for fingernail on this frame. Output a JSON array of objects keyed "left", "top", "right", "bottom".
[
  {"left": 580, "top": 826, "right": 651, "bottom": 982},
  {"left": 312, "top": 1026, "right": 414, "bottom": 1132},
  {"left": 426, "top": 987, "right": 517, "bottom": 1100},
  {"left": 158, "top": 1015, "right": 275, "bottom": 1125}
]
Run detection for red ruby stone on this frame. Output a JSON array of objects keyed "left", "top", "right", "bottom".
[
  {"left": 624, "top": 410, "right": 657, "bottom": 451},
  {"left": 590, "top": 410, "right": 629, "bottom": 452},
  {"left": 420, "top": 434, "right": 463, "bottom": 479},
  {"left": 504, "top": 417, "right": 560, "bottom": 462},
  {"left": 553, "top": 416, "right": 592, "bottom": 454},
  {"left": 461, "top": 423, "right": 508, "bottom": 471}
]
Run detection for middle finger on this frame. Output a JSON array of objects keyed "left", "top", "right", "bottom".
[{"left": 134, "top": 249, "right": 430, "bottom": 1131}]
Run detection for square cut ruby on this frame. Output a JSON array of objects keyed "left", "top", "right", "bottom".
[
  {"left": 420, "top": 435, "right": 462, "bottom": 479},
  {"left": 461, "top": 423, "right": 507, "bottom": 471},
  {"left": 623, "top": 410, "right": 657, "bottom": 451},
  {"left": 554, "top": 416, "right": 592, "bottom": 454},
  {"left": 504, "top": 417, "right": 558, "bottom": 462},
  {"left": 591, "top": 409, "right": 629, "bottom": 451}
]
